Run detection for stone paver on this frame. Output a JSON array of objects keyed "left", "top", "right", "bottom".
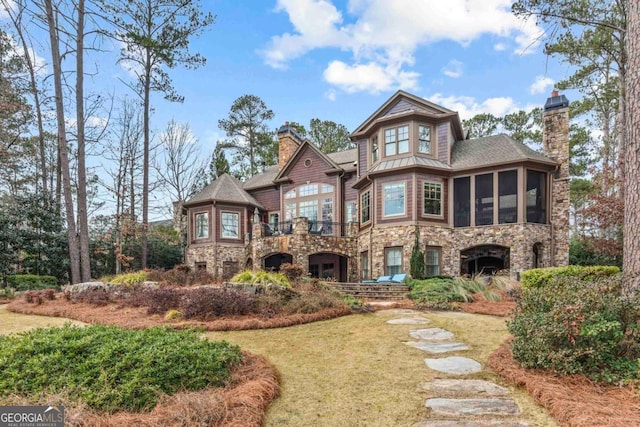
[
  {"left": 423, "top": 379, "right": 509, "bottom": 396},
  {"left": 405, "top": 341, "right": 469, "bottom": 353},
  {"left": 409, "top": 328, "right": 454, "bottom": 340},
  {"left": 387, "top": 317, "right": 430, "bottom": 325},
  {"left": 414, "top": 420, "right": 529, "bottom": 427},
  {"left": 425, "top": 398, "right": 520, "bottom": 416},
  {"left": 424, "top": 356, "right": 481, "bottom": 374}
]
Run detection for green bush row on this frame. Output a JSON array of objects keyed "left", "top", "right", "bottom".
[
  {"left": 406, "top": 276, "right": 499, "bottom": 310},
  {"left": 231, "top": 270, "right": 291, "bottom": 287},
  {"left": 0, "top": 325, "right": 242, "bottom": 413},
  {"left": 509, "top": 273, "right": 640, "bottom": 383},
  {"left": 520, "top": 265, "right": 620, "bottom": 289},
  {"left": 5, "top": 274, "right": 58, "bottom": 291}
]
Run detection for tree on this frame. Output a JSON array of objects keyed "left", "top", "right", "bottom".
[
  {"left": 410, "top": 228, "right": 425, "bottom": 280},
  {"left": 308, "top": 118, "right": 353, "bottom": 153},
  {"left": 462, "top": 113, "right": 500, "bottom": 138},
  {"left": 624, "top": 0, "right": 640, "bottom": 290},
  {"left": 501, "top": 108, "right": 542, "bottom": 147},
  {"left": 208, "top": 143, "right": 230, "bottom": 182},
  {"left": 155, "top": 120, "right": 206, "bottom": 240},
  {"left": 218, "top": 94, "right": 276, "bottom": 178},
  {"left": 101, "top": 0, "right": 215, "bottom": 268}
]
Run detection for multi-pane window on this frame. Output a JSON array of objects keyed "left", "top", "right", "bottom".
[
  {"left": 454, "top": 177, "right": 471, "bottom": 227},
  {"left": 385, "top": 247, "right": 403, "bottom": 276},
  {"left": 498, "top": 170, "right": 518, "bottom": 223},
  {"left": 526, "top": 170, "right": 547, "bottom": 223},
  {"left": 322, "top": 184, "right": 334, "bottom": 193},
  {"left": 268, "top": 212, "right": 279, "bottom": 228},
  {"left": 384, "top": 125, "right": 409, "bottom": 156},
  {"left": 361, "top": 251, "right": 370, "bottom": 280},
  {"left": 383, "top": 182, "right": 405, "bottom": 217},
  {"left": 299, "top": 184, "right": 318, "bottom": 197},
  {"left": 423, "top": 182, "right": 442, "bottom": 216},
  {"left": 372, "top": 136, "right": 379, "bottom": 162},
  {"left": 299, "top": 200, "right": 318, "bottom": 222},
  {"left": 285, "top": 189, "right": 296, "bottom": 199},
  {"left": 475, "top": 173, "right": 494, "bottom": 226},
  {"left": 285, "top": 203, "right": 296, "bottom": 221},
  {"left": 360, "top": 190, "right": 371, "bottom": 223},
  {"left": 418, "top": 125, "right": 431, "bottom": 154},
  {"left": 345, "top": 201, "right": 357, "bottom": 223},
  {"left": 425, "top": 247, "right": 440, "bottom": 276},
  {"left": 195, "top": 212, "right": 209, "bottom": 239},
  {"left": 221, "top": 212, "right": 239, "bottom": 239}
]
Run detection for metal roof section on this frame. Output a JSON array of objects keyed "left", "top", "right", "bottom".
[
  {"left": 368, "top": 155, "right": 451, "bottom": 173},
  {"left": 186, "top": 173, "right": 264, "bottom": 208}
]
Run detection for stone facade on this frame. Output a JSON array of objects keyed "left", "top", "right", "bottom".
[
  {"left": 277, "top": 124, "right": 301, "bottom": 170},
  {"left": 186, "top": 242, "right": 246, "bottom": 280}
]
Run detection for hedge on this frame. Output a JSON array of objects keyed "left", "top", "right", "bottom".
[
  {"left": 520, "top": 265, "right": 620, "bottom": 289},
  {"left": 6, "top": 274, "right": 59, "bottom": 291}
]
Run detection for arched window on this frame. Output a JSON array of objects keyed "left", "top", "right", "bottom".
[
  {"left": 533, "top": 242, "right": 543, "bottom": 268},
  {"left": 283, "top": 183, "right": 335, "bottom": 234}
]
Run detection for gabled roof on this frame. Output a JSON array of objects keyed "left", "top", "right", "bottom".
[
  {"left": 327, "top": 148, "right": 358, "bottom": 166},
  {"left": 350, "top": 90, "right": 464, "bottom": 140},
  {"left": 451, "top": 134, "right": 556, "bottom": 170},
  {"left": 274, "top": 139, "right": 341, "bottom": 181},
  {"left": 185, "top": 173, "right": 264, "bottom": 208}
]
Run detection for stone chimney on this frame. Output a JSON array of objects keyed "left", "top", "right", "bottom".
[
  {"left": 542, "top": 90, "right": 570, "bottom": 266},
  {"left": 277, "top": 121, "right": 302, "bottom": 170}
]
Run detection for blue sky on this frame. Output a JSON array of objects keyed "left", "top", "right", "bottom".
[{"left": 133, "top": 0, "right": 570, "bottom": 148}]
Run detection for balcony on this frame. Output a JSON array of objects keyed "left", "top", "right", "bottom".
[{"left": 256, "top": 218, "right": 356, "bottom": 238}]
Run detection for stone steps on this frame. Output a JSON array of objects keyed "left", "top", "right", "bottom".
[{"left": 328, "top": 283, "right": 409, "bottom": 300}]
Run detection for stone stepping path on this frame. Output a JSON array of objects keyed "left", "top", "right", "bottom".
[
  {"left": 410, "top": 328, "right": 454, "bottom": 340},
  {"left": 406, "top": 342, "right": 470, "bottom": 354},
  {"left": 385, "top": 312, "right": 530, "bottom": 426}
]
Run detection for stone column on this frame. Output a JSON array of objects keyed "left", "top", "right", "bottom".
[{"left": 542, "top": 91, "right": 570, "bottom": 266}]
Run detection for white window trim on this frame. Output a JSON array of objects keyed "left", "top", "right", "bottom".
[
  {"left": 360, "top": 190, "right": 371, "bottom": 224},
  {"left": 422, "top": 181, "right": 443, "bottom": 218},
  {"left": 194, "top": 212, "right": 209, "bottom": 240},
  {"left": 383, "top": 181, "right": 406, "bottom": 218},
  {"left": 220, "top": 211, "right": 240, "bottom": 240}
]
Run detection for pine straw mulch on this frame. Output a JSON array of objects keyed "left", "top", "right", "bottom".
[
  {"left": 7, "top": 297, "right": 352, "bottom": 331},
  {"left": 458, "top": 291, "right": 516, "bottom": 317},
  {"left": 3, "top": 351, "right": 279, "bottom": 427},
  {"left": 489, "top": 340, "right": 640, "bottom": 427}
]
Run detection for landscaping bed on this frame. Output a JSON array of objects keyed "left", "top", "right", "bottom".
[{"left": 0, "top": 325, "right": 279, "bottom": 427}]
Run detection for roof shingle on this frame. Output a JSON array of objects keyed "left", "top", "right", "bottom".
[
  {"left": 186, "top": 173, "right": 264, "bottom": 208},
  {"left": 451, "top": 134, "right": 555, "bottom": 169}
]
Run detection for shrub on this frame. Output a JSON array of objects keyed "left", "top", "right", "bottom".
[
  {"left": 520, "top": 265, "right": 620, "bottom": 289},
  {"left": 230, "top": 270, "right": 291, "bottom": 287},
  {"left": 7, "top": 274, "right": 58, "bottom": 291},
  {"left": 144, "top": 287, "right": 183, "bottom": 315},
  {"left": 407, "top": 276, "right": 500, "bottom": 309},
  {"left": 279, "top": 263, "right": 305, "bottom": 283},
  {"left": 164, "top": 309, "right": 182, "bottom": 320},
  {"left": 409, "top": 228, "right": 425, "bottom": 280},
  {"left": 508, "top": 274, "right": 640, "bottom": 383},
  {"left": 0, "top": 325, "right": 242, "bottom": 413},
  {"left": 146, "top": 267, "right": 214, "bottom": 286},
  {"left": 69, "top": 287, "right": 113, "bottom": 306},
  {"left": 109, "top": 271, "right": 149, "bottom": 286},
  {"left": 181, "top": 288, "right": 256, "bottom": 320}
]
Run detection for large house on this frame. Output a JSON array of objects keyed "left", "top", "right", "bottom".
[{"left": 183, "top": 90, "right": 570, "bottom": 282}]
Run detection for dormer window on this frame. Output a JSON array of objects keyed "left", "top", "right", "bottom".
[
  {"left": 418, "top": 125, "right": 431, "bottom": 154},
  {"left": 371, "top": 136, "right": 379, "bottom": 162},
  {"left": 384, "top": 125, "right": 409, "bottom": 156}
]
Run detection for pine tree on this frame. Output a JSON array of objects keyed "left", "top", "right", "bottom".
[{"left": 410, "top": 227, "right": 425, "bottom": 280}]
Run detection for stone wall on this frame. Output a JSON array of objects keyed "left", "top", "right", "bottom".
[{"left": 185, "top": 243, "right": 246, "bottom": 281}]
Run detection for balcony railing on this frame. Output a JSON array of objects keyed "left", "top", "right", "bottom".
[{"left": 260, "top": 220, "right": 351, "bottom": 237}]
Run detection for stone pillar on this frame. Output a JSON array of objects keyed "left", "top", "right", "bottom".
[
  {"left": 293, "top": 217, "right": 308, "bottom": 235},
  {"left": 542, "top": 91, "right": 570, "bottom": 266}
]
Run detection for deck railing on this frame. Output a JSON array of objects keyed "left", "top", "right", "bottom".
[{"left": 260, "top": 220, "right": 350, "bottom": 237}]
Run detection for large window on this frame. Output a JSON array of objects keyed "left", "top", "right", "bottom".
[
  {"left": 371, "top": 136, "right": 379, "bottom": 162},
  {"left": 425, "top": 247, "right": 440, "bottom": 277},
  {"left": 195, "top": 212, "right": 209, "bottom": 239},
  {"left": 418, "top": 125, "right": 431, "bottom": 154},
  {"left": 361, "top": 251, "right": 370, "bottom": 280},
  {"left": 383, "top": 182, "right": 405, "bottom": 217},
  {"left": 475, "top": 173, "right": 494, "bottom": 225},
  {"left": 299, "top": 184, "right": 318, "bottom": 197},
  {"left": 360, "top": 190, "right": 371, "bottom": 223},
  {"left": 384, "top": 125, "right": 409, "bottom": 156},
  {"left": 527, "top": 170, "right": 547, "bottom": 223},
  {"left": 385, "top": 247, "right": 403, "bottom": 276},
  {"left": 220, "top": 212, "right": 239, "bottom": 239},
  {"left": 454, "top": 177, "right": 471, "bottom": 227},
  {"left": 345, "top": 201, "right": 357, "bottom": 223},
  {"left": 299, "top": 200, "right": 318, "bottom": 223},
  {"left": 423, "top": 182, "right": 442, "bottom": 216},
  {"left": 498, "top": 170, "right": 518, "bottom": 223}
]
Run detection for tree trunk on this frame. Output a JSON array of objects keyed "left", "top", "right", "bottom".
[
  {"left": 45, "top": 0, "right": 81, "bottom": 284},
  {"left": 624, "top": 0, "right": 640, "bottom": 291},
  {"left": 141, "top": 58, "right": 151, "bottom": 269},
  {"left": 75, "top": 0, "right": 92, "bottom": 281}
]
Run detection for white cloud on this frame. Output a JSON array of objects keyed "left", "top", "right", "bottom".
[
  {"left": 323, "top": 60, "right": 418, "bottom": 94},
  {"left": 324, "top": 88, "right": 337, "bottom": 101},
  {"left": 442, "top": 60, "right": 463, "bottom": 78},
  {"left": 428, "top": 93, "right": 520, "bottom": 120},
  {"left": 529, "top": 75, "right": 555, "bottom": 95},
  {"left": 262, "top": 0, "right": 543, "bottom": 93},
  {"left": 493, "top": 42, "right": 507, "bottom": 51}
]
